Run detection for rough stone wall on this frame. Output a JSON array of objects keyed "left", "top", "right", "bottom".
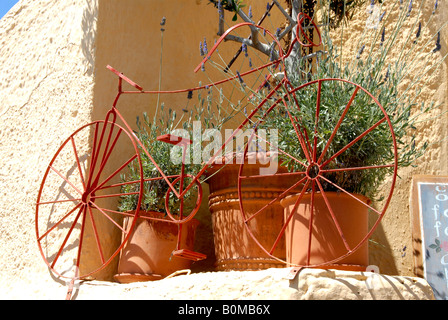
[
  {"left": 2, "top": 268, "right": 435, "bottom": 300},
  {"left": 343, "top": 1, "right": 448, "bottom": 276},
  {"left": 0, "top": 0, "right": 98, "bottom": 291}
]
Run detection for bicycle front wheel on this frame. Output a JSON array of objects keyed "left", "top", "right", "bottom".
[{"left": 36, "top": 120, "right": 144, "bottom": 280}]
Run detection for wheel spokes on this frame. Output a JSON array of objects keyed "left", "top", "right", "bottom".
[
  {"left": 36, "top": 120, "right": 144, "bottom": 279},
  {"left": 50, "top": 204, "right": 85, "bottom": 269},
  {"left": 90, "top": 128, "right": 124, "bottom": 191},
  {"left": 71, "top": 136, "right": 87, "bottom": 190},
  {"left": 87, "top": 205, "right": 106, "bottom": 264},
  {"left": 318, "top": 174, "right": 382, "bottom": 216},
  {"left": 320, "top": 116, "right": 387, "bottom": 169},
  {"left": 244, "top": 175, "right": 308, "bottom": 224},
  {"left": 315, "top": 178, "right": 351, "bottom": 252},
  {"left": 306, "top": 180, "right": 316, "bottom": 266},
  {"left": 37, "top": 203, "right": 83, "bottom": 242},
  {"left": 317, "top": 86, "right": 360, "bottom": 165},
  {"left": 91, "top": 154, "right": 138, "bottom": 194},
  {"left": 49, "top": 165, "right": 84, "bottom": 196},
  {"left": 312, "top": 80, "right": 322, "bottom": 162},
  {"left": 282, "top": 97, "right": 313, "bottom": 164},
  {"left": 252, "top": 131, "right": 308, "bottom": 169},
  {"left": 268, "top": 178, "right": 311, "bottom": 255},
  {"left": 90, "top": 201, "right": 127, "bottom": 234}
]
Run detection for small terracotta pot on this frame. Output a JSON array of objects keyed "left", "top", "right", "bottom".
[
  {"left": 281, "top": 192, "right": 370, "bottom": 271},
  {"left": 114, "top": 211, "right": 199, "bottom": 283}
]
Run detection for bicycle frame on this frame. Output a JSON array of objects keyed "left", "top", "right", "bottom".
[{"left": 95, "top": 13, "right": 322, "bottom": 223}]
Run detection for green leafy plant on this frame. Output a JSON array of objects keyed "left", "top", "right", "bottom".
[{"left": 257, "top": 0, "right": 446, "bottom": 200}]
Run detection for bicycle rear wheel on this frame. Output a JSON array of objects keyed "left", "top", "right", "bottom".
[{"left": 36, "top": 120, "right": 144, "bottom": 279}]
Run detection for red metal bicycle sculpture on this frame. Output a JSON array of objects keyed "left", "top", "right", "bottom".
[{"left": 36, "top": 13, "right": 397, "bottom": 280}]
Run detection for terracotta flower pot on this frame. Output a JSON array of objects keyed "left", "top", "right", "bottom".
[
  {"left": 280, "top": 192, "right": 370, "bottom": 271},
  {"left": 114, "top": 211, "right": 199, "bottom": 283},
  {"left": 206, "top": 152, "right": 302, "bottom": 271}
]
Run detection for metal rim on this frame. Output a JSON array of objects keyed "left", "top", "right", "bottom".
[
  {"left": 238, "top": 78, "right": 398, "bottom": 267},
  {"left": 35, "top": 120, "right": 144, "bottom": 280},
  {"left": 296, "top": 12, "right": 322, "bottom": 48}
]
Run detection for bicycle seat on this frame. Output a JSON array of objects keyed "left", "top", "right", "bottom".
[{"left": 157, "top": 134, "right": 192, "bottom": 146}]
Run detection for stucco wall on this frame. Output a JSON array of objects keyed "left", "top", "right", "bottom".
[{"left": 0, "top": 0, "right": 98, "bottom": 291}]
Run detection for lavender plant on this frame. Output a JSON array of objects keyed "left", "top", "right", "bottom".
[{"left": 264, "top": 0, "right": 447, "bottom": 199}]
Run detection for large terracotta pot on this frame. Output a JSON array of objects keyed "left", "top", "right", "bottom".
[
  {"left": 280, "top": 192, "right": 370, "bottom": 271},
  {"left": 206, "top": 153, "right": 302, "bottom": 271},
  {"left": 114, "top": 211, "right": 199, "bottom": 283}
]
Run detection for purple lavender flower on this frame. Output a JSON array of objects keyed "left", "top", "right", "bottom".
[
  {"left": 384, "top": 65, "right": 390, "bottom": 82},
  {"left": 415, "top": 22, "right": 421, "bottom": 43},
  {"left": 357, "top": 45, "right": 365, "bottom": 59},
  {"left": 379, "top": 11, "right": 386, "bottom": 22},
  {"left": 203, "top": 38, "right": 208, "bottom": 55},
  {"left": 160, "top": 17, "right": 166, "bottom": 32},
  {"left": 248, "top": 5, "right": 253, "bottom": 19},
  {"left": 269, "top": 47, "right": 275, "bottom": 61},
  {"left": 236, "top": 71, "right": 245, "bottom": 85},
  {"left": 242, "top": 43, "right": 248, "bottom": 57},
  {"left": 381, "top": 27, "right": 385, "bottom": 46},
  {"left": 199, "top": 41, "right": 204, "bottom": 56},
  {"left": 276, "top": 28, "right": 281, "bottom": 38},
  {"left": 407, "top": 0, "right": 413, "bottom": 17},
  {"left": 433, "top": 0, "right": 438, "bottom": 14},
  {"left": 187, "top": 90, "right": 193, "bottom": 99},
  {"left": 433, "top": 32, "right": 441, "bottom": 53},
  {"left": 249, "top": 57, "right": 253, "bottom": 69},
  {"left": 266, "top": 2, "right": 271, "bottom": 16}
]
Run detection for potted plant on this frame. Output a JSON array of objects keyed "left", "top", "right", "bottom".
[
  {"left": 114, "top": 106, "right": 205, "bottom": 283},
  {"left": 249, "top": 1, "right": 445, "bottom": 270}
]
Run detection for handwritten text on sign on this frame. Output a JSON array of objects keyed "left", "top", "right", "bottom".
[{"left": 418, "top": 182, "right": 448, "bottom": 300}]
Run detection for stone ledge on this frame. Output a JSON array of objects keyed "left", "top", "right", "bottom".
[{"left": 26, "top": 268, "right": 433, "bottom": 300}]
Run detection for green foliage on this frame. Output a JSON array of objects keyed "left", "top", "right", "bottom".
[
  {"left": 118, "top": 88, "right": 226, "bottom": 214},
  {"left": 249, "top": 0, "right": 445, "bottom": 200},
  {"left": 208, "top": 0, "right": 246, "bottom": 21},
  {"left": 118, "top": 106, "right": 190, "bottom": 213}
]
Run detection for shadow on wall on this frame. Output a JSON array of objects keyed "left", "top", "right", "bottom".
[
  {"left": 81, "top": 0, "right": 97, "bottom": 76},
  {"left": 369, "top": 221, "right": 399, "bottom": 276}
]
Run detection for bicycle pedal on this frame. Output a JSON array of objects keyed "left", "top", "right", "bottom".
[
  {"left": 172, "top": 249, "right": 207, "bottom": 261},
  {"left": 157, "top": 134, "right": 192, "bottom": 146}
]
